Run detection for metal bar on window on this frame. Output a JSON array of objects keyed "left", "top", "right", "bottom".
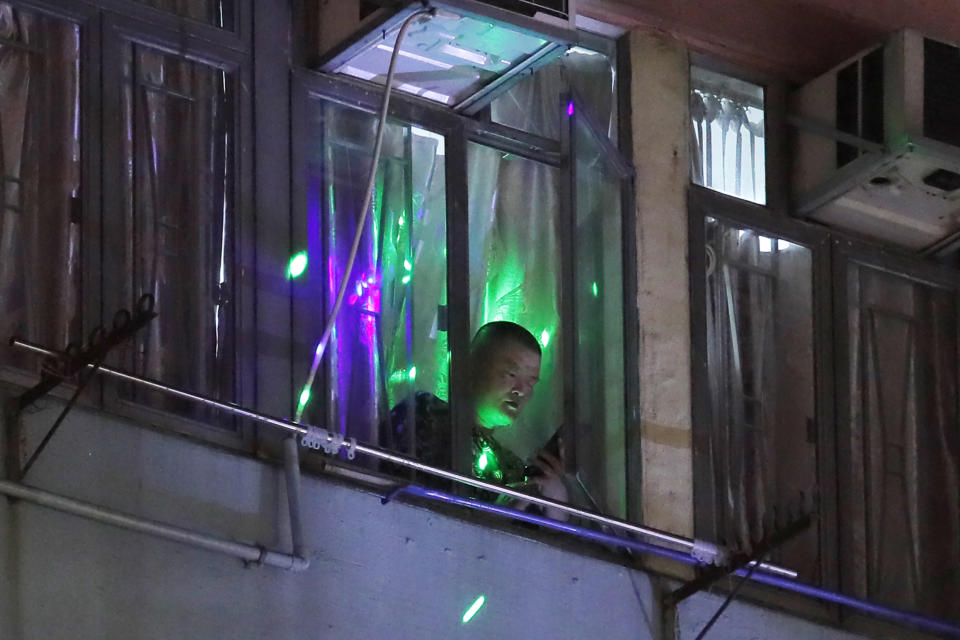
[{"left": 9, "top": 336, "right": 797, "bottom": 579}]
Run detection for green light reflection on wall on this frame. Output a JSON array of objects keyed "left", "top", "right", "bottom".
[{"left": 462, "top": 595, "right": 486, "bottom": 624}]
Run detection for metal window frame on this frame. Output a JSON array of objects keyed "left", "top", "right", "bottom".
[
  {"left": 97, "top": 10, "right": 255, "bottom": 450},
  {"left": 831, "top": 232, "right": 960, "bottom": 635},
  {"left": 687, "top": 184, "right": 841, "bottom": 618},
  {"left": 688, "top": 51, "right": 789, "bottom": 214},
  {"left": 0, "top": 1, "right": 103, "bottom": 405},
  {"left": 689, "top": 181, "right": 960, "bottom": 630},
  {"left": 290, "top": 67, "right": 639, "bottom": 511}
]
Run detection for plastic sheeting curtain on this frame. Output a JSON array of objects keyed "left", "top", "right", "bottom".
[
  {"left": 466, "top": 144, "right": 562, "bottom": 461},
  {"left": 306, "top": 104, "right": 448, "bottom": 447},
  {"left": 844, "top": 263, "right": 960, "bottom": 619},
  {"left": 114, "top": 43, "right": 235, "bottom": 423},
  {"left": 702, "top": 220, "right": 819, "bottom": 571},
  {"left": 689, "top": 67, "right": 766, "bottom": 205},
  {"left": 0, "top": 5, "right": 81, "bottom": 371}
]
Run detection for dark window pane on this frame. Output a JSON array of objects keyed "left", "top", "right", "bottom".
[
  {"left": 701, "top": 219, "right": 818, "bottom": 572},
  {"left": 844, "top": 263, "right": 960, "bottom": 618},
  {"left": 0, "top": 5, "right": 82, "bottom": 373},
  {"left": 113, "top": 43, "right": 235, "bottom": 425},
  {"left": 133, "top": 0, "right": 235, "bottom": 30}
]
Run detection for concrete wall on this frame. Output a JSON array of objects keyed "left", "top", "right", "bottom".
[
  {"left": 0, "top": 395, "right": 883, "bottom": 640},
  {"left": 0, "top": 397, "right": 661, "bottom": 640},
  {"left": 629, "top": 30, "right": 695, "bottom": 542}
]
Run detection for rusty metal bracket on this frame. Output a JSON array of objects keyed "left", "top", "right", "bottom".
[{"left": 7, "top": 294, "right": 156, "bottom": 480}]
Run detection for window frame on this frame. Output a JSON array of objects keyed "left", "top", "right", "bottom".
[
  {"left": 690, "top": 181, "right": 960, "bottom": 631},
  {"left": 688, "top": 184, "right": 841, "bottom": 620},
  {"left": 95, "top": 10, "right": 255, "bottom": 449},
  {"left": 831, "top": 233, "right": 960, "bottom": 634},
  {"left": 290, "top": 54, "right": 638, "bottom": 506},
  {"left": 0, "top": 0, "right": 259, "bottom": 451},
  {"left": 688, "top": 52, "right": 789, "bottom": 213}
]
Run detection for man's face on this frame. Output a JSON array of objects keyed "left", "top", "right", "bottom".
[{"left": 472, "top": 340, "right": 541, "bottom": 429}]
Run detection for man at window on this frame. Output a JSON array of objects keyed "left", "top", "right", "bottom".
[{"left": 380, "top": 321, "right": 568, "bottom": 517}]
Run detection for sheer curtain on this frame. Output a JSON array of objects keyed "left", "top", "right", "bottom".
[
  {"left": 845, "top": 263, "right": 960, "bottom": 619},
  {"left": 0, "top": 5, "right": 81, "bottom": 371},
  {"left": 114, "top": 43, "right": 235, "bottom": 422},
  {"left": 702, "top": 220, "right": 819, "bottom": 570}
]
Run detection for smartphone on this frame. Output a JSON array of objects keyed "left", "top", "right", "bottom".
[{"left": 524, "top": 427, "right": 564, "bottom": 479}]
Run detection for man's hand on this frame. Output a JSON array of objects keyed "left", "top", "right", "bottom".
[{"left": 529, "top": 440, "right": 569, "bottom": 520}]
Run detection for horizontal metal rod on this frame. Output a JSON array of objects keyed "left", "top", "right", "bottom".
[
  {"left": 0, "top": 480, "right": 309, "bottom": 571},
  {"left": 742, "top": 569, "right": 960, "bottom": 637},
  {"left": 10, "top": 337, "right": 796, "bottom": 579}
]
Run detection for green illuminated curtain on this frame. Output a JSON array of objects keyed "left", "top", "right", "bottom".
[{"left": 467, "top": 144, "right": 563, "bottom": 461}]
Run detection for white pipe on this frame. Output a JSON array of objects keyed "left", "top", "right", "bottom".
[
  {"left": 0, "top": 480, "right": 310, "bottom": 571},
  {"left": 282, "top": 436, "right": 307, "bottom": 558}
]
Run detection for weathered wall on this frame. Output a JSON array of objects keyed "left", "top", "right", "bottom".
[
  {"left": 629, "top": 30, "right": 695, "bottom": 541},
  {"left": 0, "top": 397, "right": 661, "bottom": 640},
  {"left": 0, "top": 396, "right": 881, "bottom": 640}
]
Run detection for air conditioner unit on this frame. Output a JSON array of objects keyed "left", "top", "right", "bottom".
[
  {"left": 792, "top": 29, "right": 960, "bottom": 253},
  {"left": 317, "top": 0, "right": 579, "bottom": 114}
]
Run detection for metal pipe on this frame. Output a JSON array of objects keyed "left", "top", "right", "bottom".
[
  {"left": 0, "top": 480, "right": 309, "bottom": 571},
  {"left": 388, "top": 485, "right": 960, "bottom": 639},
  {"left": 282, "top": 437, "right": 307, "bottom": 558},
  {"left": 10, "top": 337, "right": 795, "bottom": 579},
  {"left": 741, "top": 570, "right": 960, "bottom": 638}
]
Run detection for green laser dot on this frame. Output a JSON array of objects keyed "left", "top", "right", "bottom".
[
  {"left": 287, "top": 252, "right": 308, "bottom": 278},
  {"left": 403, "top": 258, "right": 412, "bottom": 271},
  {"left": 297, "top": 387, "right": 311, "bottom": 409},
  {"left": 401, "top": 274, "right": 411, "bottom": 284},
  {"left": 462, "top": 595, "right": 486, "bottom": 624},
  {"left": 408, "top": 366, "right": 417, "bottom": 381},
  {"left": 539, "top": 330, "right": 550, "bottom": 348},
  {"left": 591, "top": 281, "right": 599, "bottom": 297}
]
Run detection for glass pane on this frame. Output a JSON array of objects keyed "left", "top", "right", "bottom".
[
  {"left": 845, "top": 263, "right": 960, "bottom": 618},
  {"left": 702, "top": 219, "right": 817, "bottom": 572},
  {"left": 335, "top": 9, "right": 555, "bottom": 108},
  {"left": 490, "top": 46, "right": 617, "bottom": 141},
  {"left": 466, "top": 143, "right": 564, "bottom": 494},
  {"left": 0, "top": 6, "right": 82, "bottom": 371},
  {"left": 690, "top": 66, "right": 766, "bottom": 204},
  {"left": 299, "top": 100, "right": 448, "bottom": 470},
  {"left": 133, "top": 0, "right": 235, "bottom": 30},
  {"left": 113, "top": 44, "right": 236, "bottom": 424},
  {"left": 573, "top": 118, "right": 625, "bottom": 518}
]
